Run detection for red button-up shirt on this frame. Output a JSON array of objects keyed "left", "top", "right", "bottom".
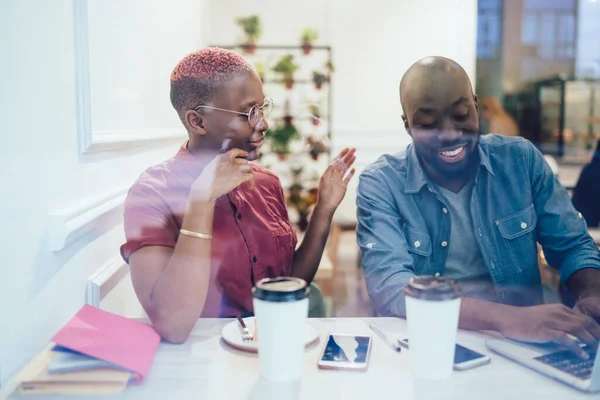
[{"left": 120, "top": 142, "right": 297, "bottom": 317}]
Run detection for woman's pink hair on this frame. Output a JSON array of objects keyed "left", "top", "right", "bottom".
[
  {"left": 169, "top": 47, "right": 254, "bottom": 119},
  {"left": 171, "top": 47, "right": 252, "bottom": 83}
]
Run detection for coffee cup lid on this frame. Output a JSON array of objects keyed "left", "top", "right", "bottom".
[
  {"left": 252, "top": 277, "right": 310, "bottom": 302},
  {"left": 404, "top": 276, "right": 461, "bottom": 301}
]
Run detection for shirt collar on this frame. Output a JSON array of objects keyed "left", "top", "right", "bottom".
[
  {"left": 404, "top": 141, "right": 495, "bottom": 194},
  {"left": 175, "top": 141, "right": 210, "bottom": 179}
]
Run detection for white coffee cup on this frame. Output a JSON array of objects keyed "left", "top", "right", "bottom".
[
  {"left": 252, "top": 277, "right": 310, "bottom": 382},
  {"left": 404, "top": 276, "right": 461, "bottom": 380}
]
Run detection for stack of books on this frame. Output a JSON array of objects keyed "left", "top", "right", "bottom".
[{"left": 17, "top": 305, "right": 161, "bottom": 395}]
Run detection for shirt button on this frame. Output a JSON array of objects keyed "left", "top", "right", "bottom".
[
  {"left": 441, "top": 241, "right": 448, "bottom": 247},
  {"left": 578, "top": 212, "right": 583, "bottom": 219},
  {"left": 434, "top": 272, "right": 441, "bottom": 278},
  {"left": 428, "top": 187, "right": 434, "bottom": 193},
  {"left": 520, "top": 222, "right": 527, "bottom": 229},
  {"left": 252, "top": 256, "right": 257, "bottom": 263},
  {"left": 237, "top": 214, "right": 242, "bottom": 220},
  {"left": 414, "top": 241, "right": 421, "bottom": 248},
  {"left": 442, "top": 208, "right": 448, "bottom": 214}
]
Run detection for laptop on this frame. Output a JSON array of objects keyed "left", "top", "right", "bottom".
[{"left": 486, "top": 338, "right": 600, "bottom": 392}]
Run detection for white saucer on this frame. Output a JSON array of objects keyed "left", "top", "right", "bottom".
[{"left": 221, "top": 317, "right": 320, "bottom": 353}]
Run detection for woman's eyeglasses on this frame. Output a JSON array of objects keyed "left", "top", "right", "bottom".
[{"left": 194, "top": 97, "right": 273, "bottom": 128}]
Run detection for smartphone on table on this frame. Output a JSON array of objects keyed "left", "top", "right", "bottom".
[
  {"left": 317, "top": 333, "right": 372, "bottom": 371},
  {"left": 397, "top": 338, "right": 490, "bottom": 370}
]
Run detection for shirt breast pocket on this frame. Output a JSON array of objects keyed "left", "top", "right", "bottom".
[
  {"left": 495, "top": 204, "right": 538, "bottom": 274},
  {"left": 273, "top": 228, "right": 295, "bottom": 275},
  {"left": 405, "top": 227, "right": 432, "bottom": 273}
]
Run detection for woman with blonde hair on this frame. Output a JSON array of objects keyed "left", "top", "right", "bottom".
[{"left": 481, "top": 96, "right": 519, "bottom": 136}]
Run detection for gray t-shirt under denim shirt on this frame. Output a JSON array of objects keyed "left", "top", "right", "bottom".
[{"left": 433, "top": 180, "right": 498, "bottom": 302}]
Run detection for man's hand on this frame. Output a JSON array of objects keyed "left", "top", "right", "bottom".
[
  {"left": 498, "top": 304, "right": 600, "bottom": 358},
  {"left": 316, "top": 148, "right": 356, "bottom": 213},
  {"left": 189, "top": 148, "right": 255, "bottom": 204},
  {"left": 574, "top": 296, "right": 600, "bottom": 323}
]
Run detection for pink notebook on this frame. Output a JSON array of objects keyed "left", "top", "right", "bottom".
[{"left": 51, "top": 305, "right": 161, "bottom": 383}]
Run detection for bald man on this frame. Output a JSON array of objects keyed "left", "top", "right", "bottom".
[{"left": 357, "top": 56, "right": 600, "bottom": 355}]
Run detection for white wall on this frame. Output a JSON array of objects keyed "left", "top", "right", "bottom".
[
  {"left": 207, "top": 0, "right": 478, "bottom": 215},
  {"left": 0, "top": 0, "right": 206, "bottom": 384}
]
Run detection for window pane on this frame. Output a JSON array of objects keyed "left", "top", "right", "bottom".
[
  {"left": 522, "top": 15, "right": 538, "bottom": 44},
  {"left": 478, "top": 0, "right": 501, "bottom": 10},
  {"left": 525, "top": 0, "right": 575, "bottom": 10}
]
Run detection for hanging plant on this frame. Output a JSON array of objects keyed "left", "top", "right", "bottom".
[
  {"left": 308, "top": 103, "right": 321, "bottom": 126},
  {"left": 236, "top": 15, "right": 262, "bottom": 54},
  {"left": 266, "top": 124, "right": 300, "bottom": 158},
  {"left": 272, "top": 54, "right": 299, "bottom": 90},
  {"left": 300, "top": 28, "right": 319, "bottom": 55},
  {"left": 312, "top": 71, "right": 328, "bottom": 90},
  {"left": 306, "top": 136, "right": 330, "bottom": 160}
]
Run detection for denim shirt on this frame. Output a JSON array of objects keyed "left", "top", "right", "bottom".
[{"left": 356, "top": 135, "right": 600, "bottom": 317}]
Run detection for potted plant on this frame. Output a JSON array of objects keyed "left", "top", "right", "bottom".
[
  {"left": 272, "top": 54, "right": 298, "bottom": 89},
  {"left": 306, "top": 136, "right": 329, "bottom": 160},
  {"left": 287, "top": 166, "right": 320, "bottom": 232},
  {"left": 236, "top": 15, "right": 261, "bottom": 54},
  {"left": 308, "top": 103, "right": 321, "bottom": 126},
  {"left": 312, "top": 71, "right": 327, "bottom": 90},
  {"left": 300, "top": 28, "right": 319, "bottom": 55},
  {"left": 283, "top": 99, "right": 294, "bottom": 127},
  {"left": 287, "top": 178, "right": 317, "bottom": 232},
  {"left": 265, "top": 123, "right": 300, "bottom": 159}
]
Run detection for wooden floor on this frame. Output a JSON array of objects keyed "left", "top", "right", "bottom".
[{"left": 313, "top": 230, "right": 376, "bottom": 317}]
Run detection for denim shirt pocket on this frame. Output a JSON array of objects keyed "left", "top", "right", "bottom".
[
  {"left": 495, "top": 204, "right": 538, "bottom": 274},
  {"left": 405, "top": 227, "right": 432, "bottom": 273}
]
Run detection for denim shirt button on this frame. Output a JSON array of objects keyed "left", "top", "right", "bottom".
[
  {"left": 414, "top": 241, "right": 421, "bottom": 248},
  {"left": 441, "top": 241, "right": 448, "bottom": 247},
  {"left": 434, "top": 272, "right": 441, "bottom": 277},
  {"left": 442, "top": 208, "right": 448, "bottom": 214},
  {"left": 520, "top": 222, "right": 527, "bottom": 229},
  {"left": 578, "top": 212, "right": 583, "bottom": 219}
]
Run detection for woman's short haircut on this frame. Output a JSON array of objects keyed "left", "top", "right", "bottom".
[{"left": 170, "top": 47, "right": 253, "bottom": 120}]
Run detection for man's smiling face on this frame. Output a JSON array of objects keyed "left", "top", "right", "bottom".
[{"left": 401, "top": 58, "right": 480, "bottom": 182}]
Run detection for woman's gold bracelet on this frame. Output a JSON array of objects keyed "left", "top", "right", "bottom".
[{"left": 180, "top": 229, "right": 213, "bottom": 240}]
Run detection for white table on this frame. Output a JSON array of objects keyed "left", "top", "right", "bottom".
[{"left": 4, "top": 318, "right": 595, "bottom": 399}]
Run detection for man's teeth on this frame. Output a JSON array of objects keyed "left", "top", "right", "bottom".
[{"left": 440, "top": 146, "right": 465, "bottom": 157}]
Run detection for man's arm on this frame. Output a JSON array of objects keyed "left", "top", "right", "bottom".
[
  {"left": 527, "top": 141, "right": 600, "bottom": 286},
  {"left": 525, "top": 141, "right": 600, "bottom": 315},
  {"left": 568, "top": 268, "right": 600, "bottom": 322},
  {"left": 571, "top": 166, "right": 598, "bottom": 227},
  {"left": 356, "top": 169, "right": 416, "bottom": 316}
]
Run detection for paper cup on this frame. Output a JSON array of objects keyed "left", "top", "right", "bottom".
[
  {"left": 252, "top": 277, "right": 310, "bottom": 382},
  {"left": 404, "top": 276, "right": 461, "bottom": 380}
]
